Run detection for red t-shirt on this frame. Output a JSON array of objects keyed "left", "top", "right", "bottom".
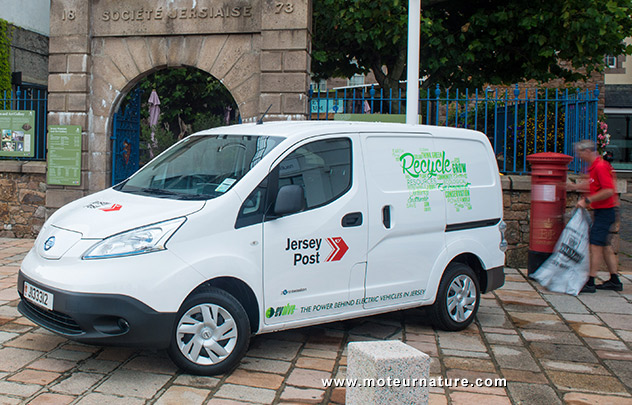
[{"left": 587, "top": 157, "right": 618, "bottom": 209}]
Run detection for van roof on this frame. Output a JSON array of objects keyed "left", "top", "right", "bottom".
[{"left": 192, "top": 121, "right": 489, "bottom": 142}]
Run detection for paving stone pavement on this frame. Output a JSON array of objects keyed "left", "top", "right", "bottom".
[{"left": 1, "top": 237, "right": 632, "bottom": 404}]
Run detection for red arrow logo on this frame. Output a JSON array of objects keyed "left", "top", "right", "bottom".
[
  {"left": 100, "top": 204, "right": 122, "bottom": 212},
  {"left": 326, "top": 237, "right": 349, "bottom": 262}
]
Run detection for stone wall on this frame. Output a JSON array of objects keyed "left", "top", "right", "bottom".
[
  {"left": 9, "top": 25, "right": 49, "bottom": 87},
  {"left": 0, "top": 162, "right": 46, "bottom": 238}
]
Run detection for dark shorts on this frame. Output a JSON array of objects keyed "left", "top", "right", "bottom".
[{"left": 590, "top": 207, "right": 618, "bottom": 246}]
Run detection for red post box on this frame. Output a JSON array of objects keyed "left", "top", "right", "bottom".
[{"left": 526, "top": 152, "right": 573, "bottom": 275}]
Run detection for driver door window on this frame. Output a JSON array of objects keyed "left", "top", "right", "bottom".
[{"left": 277, "top": 138, "right": 352, "bottom": 211}]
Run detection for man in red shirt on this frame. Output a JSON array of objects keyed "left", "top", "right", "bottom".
[{"left": 572, "top": 140, "right": 621, "bottom": 293}]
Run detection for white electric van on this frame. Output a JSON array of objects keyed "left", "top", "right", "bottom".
[{"left": 19, "top": 122, "right": 505, "bottom": 375}]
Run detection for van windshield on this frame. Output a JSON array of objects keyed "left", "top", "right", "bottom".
[{"left": 116, "top": 134, "right": 283, "bottom": 200}]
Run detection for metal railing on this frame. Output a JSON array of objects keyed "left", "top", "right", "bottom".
[
  {"left": 309, "top": 84, "right": 599, "bottom": 174},
  {"left": 1, "top": 86, "right": 48, "bottom": 161}
]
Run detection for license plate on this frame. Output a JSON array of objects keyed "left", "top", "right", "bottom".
[{"left": 24, "top": 281, "right": 54, "bottom": 311}]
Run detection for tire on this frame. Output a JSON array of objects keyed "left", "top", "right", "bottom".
[
  {"left": 430, "top": 263, "right": 480, "bottom": 331},
  {"left": 167, "top": 287, "right": 251, "bottom": 375}
]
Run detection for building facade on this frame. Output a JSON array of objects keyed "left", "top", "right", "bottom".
[
  {"left": 0, "top": 0, "right": 50, "bottom": 88},
  {"left": 605, "top": 38, "right": 632, "bottom": 172}
]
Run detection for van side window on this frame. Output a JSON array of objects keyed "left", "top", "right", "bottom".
[{"left": 277, "top": 138, "right": 352, "bottom": 211}]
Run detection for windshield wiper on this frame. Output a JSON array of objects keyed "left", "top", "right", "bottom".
[
  {"left": 139, "top": 188, "right": 215, "bottom": 200},
  {"left": 176, "top": 193, "right": 215, "bottom": 200},
  {"left": 138, "top": 188, "right": 182, "bottom": 196}
]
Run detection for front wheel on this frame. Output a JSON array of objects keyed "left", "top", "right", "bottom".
[
  {"left": 430, "top": 263, "right": 480, "bottom": 331},
  {"left": 167, "top": 287, "right": 251, "bottom": 375}
]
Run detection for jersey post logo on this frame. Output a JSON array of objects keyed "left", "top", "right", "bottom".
[
  {"left": 325, "top": 237, "right": 348, "bottom": 262},
  {"left": 100, "top": 204, "right": 122, "bottom": 212},
  {"left": 84, "top": 201, "right": 123, "bottom": 212},
  {"left": 285, "top": 237, "right": 349, "bottom": 266}
]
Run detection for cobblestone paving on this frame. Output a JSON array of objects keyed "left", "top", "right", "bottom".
[{"left": 1, "top": 237, "right": 632, "bottom": 404}]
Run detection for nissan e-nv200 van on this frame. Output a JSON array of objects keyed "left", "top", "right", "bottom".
[{"left": 18, "top": 121, "right": 506, "bottom": 375}]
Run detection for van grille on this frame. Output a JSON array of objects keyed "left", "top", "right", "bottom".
[{"left": 19, "top": 294, "right": 83, "bottom": 335}]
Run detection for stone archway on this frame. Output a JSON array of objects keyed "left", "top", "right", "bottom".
[
  {"left": 92, "top": 34, "right": 260, "bottom": 191},
  {"left": 46, "top": 0, "right": 311, "bottom": 211}
]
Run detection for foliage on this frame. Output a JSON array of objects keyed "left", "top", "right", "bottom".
[
  {"left": 439, "top": 98, "right": 568, "bottom": 172},
  {"left": 312, "top": 0, "right": 408, "bottom": 95},
  {"left": 124, "top": 67, "right": 236, "bottom": 131},
  {"left": 139, "top": 123, "right": 174, "bottom": 166},
  {"left": 120, "top": 67, "right": 237, "bottom": 160},
  {"left": 312, "top": 0, "right": 632, "bottom": 94},
  {"left": 597, "top": 117, "right": 611, "bottom": 155},
  {"left": 192, "top": 113, "right": 224, "bottom": 133},
  {"left": 138, "top": 111, "right": 234, "bottom": 165},
  {"left": 0, "top": 19, "right": 13, "bottom": 106}
]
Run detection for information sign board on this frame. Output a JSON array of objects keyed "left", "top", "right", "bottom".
[
  {"left": 0, "top": 110, "right": 36, "bottom": 157},
  {"left": 47, "top": 125, "right": 82, "bottom": 186}
]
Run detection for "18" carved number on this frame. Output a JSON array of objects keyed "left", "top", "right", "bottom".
[{"left": 62, "top": 9, "right": 76, "bottom": 20}]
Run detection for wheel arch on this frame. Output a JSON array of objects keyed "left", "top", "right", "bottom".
[
  {"left": 187, "top": 277, "right": 260, "bottom": 335},
  {"left": 448, "top": 253, "right": 486, "bottom": 292}
]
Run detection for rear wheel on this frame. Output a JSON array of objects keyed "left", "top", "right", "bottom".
[
  {"left": 167, "top": 287, "right": 250, "bottom": 375},
  {"left": 430, "top": 263, "right": 480, "bottom": 331}
]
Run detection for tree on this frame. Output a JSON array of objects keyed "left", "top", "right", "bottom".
[
  {"left": 312, "top": 0, "right": 632, "bottom": 94},
  {"left": 119, "top": 67, "right": 237, "bottom": 163},
  {"left": 133, "top": 67, "right": 237, "bottom": 133}
]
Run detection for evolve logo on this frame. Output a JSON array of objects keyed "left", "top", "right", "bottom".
[
  {"left": 266, "top": 303, "right": 296, "bottom": 318},
  {"left": 325, "top": 237, "right": 348, "bottom": 262}
]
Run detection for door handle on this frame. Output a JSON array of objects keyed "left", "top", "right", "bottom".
[
  {"left": 382, "top": 205, "right": 391, "bottom": 229},
  {"left": 342, "top": 212, "right": 363, "bottom": 228}
]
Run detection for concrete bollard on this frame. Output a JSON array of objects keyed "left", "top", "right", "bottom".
[{"left": 346, "top": 340, "right": 430, "bottom": 405}]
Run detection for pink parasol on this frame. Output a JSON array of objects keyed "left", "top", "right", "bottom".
[{"left": 148, "top": 89, "right": 161, "bottom": 158}]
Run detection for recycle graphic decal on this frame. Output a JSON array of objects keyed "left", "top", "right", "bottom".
[{"left": 392, "top": 148, "right": 472, "bottom": 212}]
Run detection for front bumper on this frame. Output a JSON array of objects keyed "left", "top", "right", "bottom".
[{"left": 18, "top": 271, "right": 176, "bottom": 348}]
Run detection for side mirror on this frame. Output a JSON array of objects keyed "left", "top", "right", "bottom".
[{"left": 274, "top": 185, "right": 305, "bottom": 216}]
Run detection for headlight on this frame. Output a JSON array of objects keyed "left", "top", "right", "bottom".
[{"left": 82, "top": 217, "right": 186, "bottom": 260}]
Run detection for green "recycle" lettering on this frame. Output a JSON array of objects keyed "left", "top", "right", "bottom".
[{"left": 393, "top": 149, "right": 472, "bottom": 211}]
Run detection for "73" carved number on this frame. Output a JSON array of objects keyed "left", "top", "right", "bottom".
[{"left": 275, "top": 2, "right": 294, "bottom": 13}]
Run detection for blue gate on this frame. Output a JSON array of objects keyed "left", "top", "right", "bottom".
[
  {"left": 309, "top": 84, "right": 599, "bottom": 174},
  {"left": 111, "top": 88, "right": 142, "bottom": 185}
]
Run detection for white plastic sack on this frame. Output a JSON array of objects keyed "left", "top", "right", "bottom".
[{"left": 532, "top": 208, "right": 591, "bottom": 296}]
